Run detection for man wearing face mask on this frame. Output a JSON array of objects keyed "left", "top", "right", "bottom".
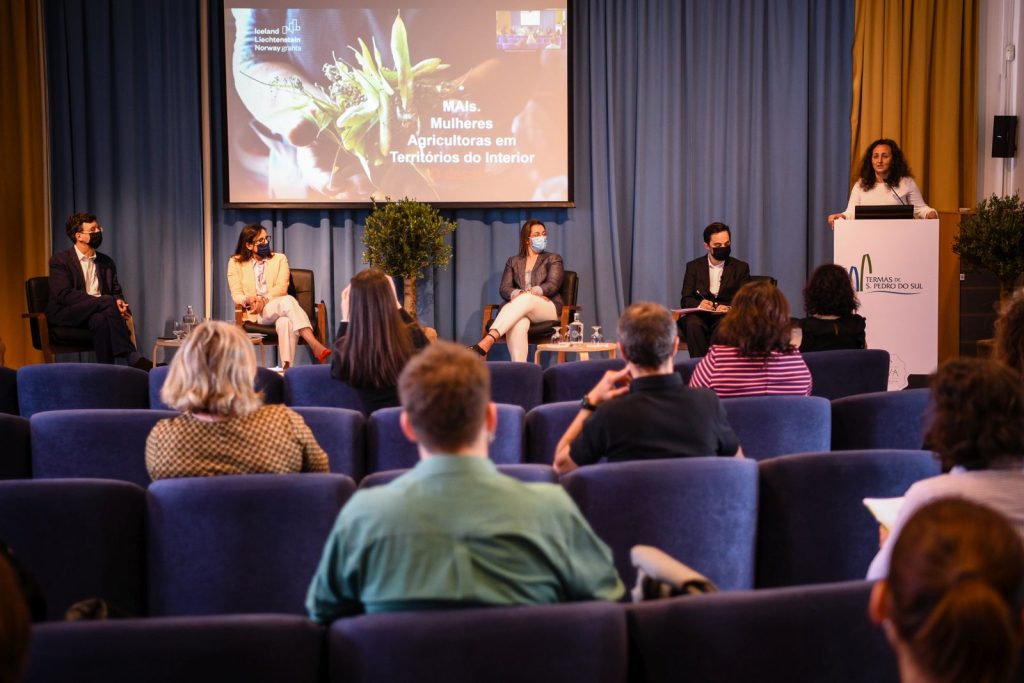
[
  {"left": 678, "top": 222, "right": 750, "bottom": 357},
  {"left": 45, "top": 212, "right": 152, "bottom": 369}
]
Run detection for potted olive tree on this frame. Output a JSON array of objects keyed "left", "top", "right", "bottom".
[
  {"left": 362, "top": 196, "right": 456, "bottom": 317},
  {"left": 954, "top": 193, "right": 1024, "bottom": 298}
]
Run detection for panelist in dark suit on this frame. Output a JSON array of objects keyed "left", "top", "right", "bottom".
[
  {"left": 46, "top": 212, "right": 151, "bottom": 368},
  {"left": 678, "top": 222, "right": 750, "bottom": 357},
  {"left": 470, "top": 219, "right": 563, "bottom": 362}
]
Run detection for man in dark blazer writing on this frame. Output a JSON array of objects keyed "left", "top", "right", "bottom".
[
  {"left": 678, "top": 222, "right": 750, "bottom": 357},
  {"left": 46, "top": 212, "right": 151, "bottom": 369}
]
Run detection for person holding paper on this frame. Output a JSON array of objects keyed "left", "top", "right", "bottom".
[
  {"left": 866, "top": 358, "right": 1024, "bottom": 580},
  {"left": 678, "top": 222, "right": 750, "bottom": 357},
  {"left": 827, "top": 138, "right": 938, "bottom": 228}
]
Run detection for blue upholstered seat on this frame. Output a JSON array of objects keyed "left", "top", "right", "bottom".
[
  {"left": 487, "top": 361, "right": 544, "bottom": 411},
  {"left": 283, "top": 364, "right": 364, "bottom": 411},
  {"left": 358, "top": 463, "right": 558, "bottom": 489},
  {"left": 0, "top": 478, "right": 147, "bottom": 620},
  {"left": 672, "top": 358, "right": 701, "bottom": 384},
  {"left": 756, "top": 449, "right": 940, "bottom": 587},
  {"left": 627, "top": 581, "right": 897, "bottom": 683},
  {"left": 365, "top": 404, "right": 525, "bottom": 473},
  {"left": 561, "top": 457, "right": 758, "bottom": 590},
  {"left": 327, "top": 601, "right": 627, "bottom": 683},
  {"left": 721, "top": 395, "right": 831, "bottom": 460},
  {"left": 289, "top": 406, "right": 365, "bottom": 480},
  {"left": 31, "top": 409, "right": 176, "bottom": 486},
  {"left": 830, "top": 388, "right": 930, "bottom": 451},
  {"left": 541, "top": 358, "right": 625, "bottom": 404},
  {"left": 23, "top": 615, "right": 323, "bottom": 683},
  {"left": 0, "top": 414, "right": 30, "bottom": 479},
  {"left": 523, "top": 401, "right": 577, "bottom": 464},
  {"left": 149, "top": 365, "right": 284, "bottom": 409},
  {"left": 801, "top": 348, "right": 890, "bottom": 400},
  {"left": 146, "top": 473, "right": 355, "bottom": 616},
  {"left": 17, "top": 363, "right": 149, "bottom": 418}
]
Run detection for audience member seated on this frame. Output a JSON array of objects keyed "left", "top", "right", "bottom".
[
  {"left": 331, "top": 269, "right": 428, "bottom": 415},
  {"left": 994, "top": 286, "right": 1024, "bottom": 376},
  {"left": 867, "top": 358, "right": 1024, "bottom": 579},
  {"left": 795, "top": 263, "right": 866, "bottom": 352},
  {"left": 46, "top": 212, "right": 152, "bottom": 369},
  {"left": 305, "top": 342, "right": 623, "bottom": 621},
  {"left": 469, "top": 219, "right": 564, "bottom": 362},
  {"left": 677, "top": 221, "right": 751, "bottom": 358},
  {"left": 689, "top": 280, "right": 812, "bottom": 396},
  {"left": 552, "top": 302, "right": 740, "bottom": 475},
  {"left": 145, "top": 321, "right": 328, "bottom": 480},
  {"left": 227, "top": 223, "right": 331, "bottom": 369},
  {"left": 0, "top": 547, "right": 31, "bottom": 683},
  {"left": 869, "top": 498, "right": 1024, "bottom": 683}
]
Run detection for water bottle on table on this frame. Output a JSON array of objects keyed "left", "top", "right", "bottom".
[
  {"left": 182, "top": 305, "right": 198, "bottom": 337},
  {"left": 568, "top": 312, "right": 584, "bottom": 344}
]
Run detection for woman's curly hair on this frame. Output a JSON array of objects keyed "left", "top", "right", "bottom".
[
  {"left": 858, "top": 138, "right": 913, "bottom": 191},
  {"left": 804, "top": 264, "right": 860, "bottom": 316}
]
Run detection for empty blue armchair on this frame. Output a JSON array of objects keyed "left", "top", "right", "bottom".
[
  {"left": 541, "top": 358, "right": 625, "bottom": 404},
  {"left": 290, "top": 406, "right": 365, "bottom": 480},
  {"left": 721, "top": 395, "right": 830, "bottom": 460},
  {"left": 0, "top": 414, "right": 30, "bottom": 479},
  {"left": 756, "top": 449, "right": 941, "bottom": 587},
  {"left": 147, "top": 473, "right": 356, "bottom": 616},
  {"left": 802, "top": 349, "right": 890, "bottom": 400},
  {"left": 627, "top": 581, "right": 897, "bottom": 683},
  {"left": 283, "top": 364, "right": 364, "bottom": 412},
  {"left": 17, "top": 363, "right": 149, "bottom": 418},
  {"left": 487, "top": 361, "right": 543, "bottom": 411},
  {"left": 0, "top": 479, "right": 147, "bottom": 620},
  {"left": 328, "top": 601, "right": 627, "bottom": 683},
  {"left": 831, "top": 388, "right": 930, "bottom": 451},
  {"left": 366, "top": 404, "right": 525, "bottom": 473},
  {"left": 524, "top": 401, "right": 577, "bottom": 464},
  {"left": 562, "top": 457, "right": 758, "bottom": 590},
  {"left": 31, "top": 409, "right": 176, "bottom": 486},
  {"left": 149, "top": 365, "right": 283, "bottom": 409},
  {"left": 23, "top": 614, "right": 323, "bottom": 683}
]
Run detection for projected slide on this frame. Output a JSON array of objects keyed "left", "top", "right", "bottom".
[{"left": 223, "top": 3, "right": 570, "bottom": 206}]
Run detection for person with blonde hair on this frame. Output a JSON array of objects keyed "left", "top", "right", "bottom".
[
  {"left": 145, "top": 320, "right": 328, "bottom": 480},
  {"left": 870, "top": 498, "right": 1024, "bottom": 683}
]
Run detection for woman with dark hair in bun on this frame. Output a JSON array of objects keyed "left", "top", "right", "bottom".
[{"left": 870, "top": 498, "right": 1024, "bottom": 683}]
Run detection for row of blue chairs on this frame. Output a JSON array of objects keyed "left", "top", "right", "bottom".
[
  {"left": 22, "top": 581, "right": 898, "bottom": 683},
  {"left": 9, "top": 349, "right": 891, "bottom": 417},
  {"left": 0, "top": 387, "right": 931, "bottom": 483},
  {"left": 0, "top": 452, "right": 939, "bottom": 621}
]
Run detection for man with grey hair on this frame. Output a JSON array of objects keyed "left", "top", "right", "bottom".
[{"left": 553, "top": 302, "right": 741, "bottom": 474}]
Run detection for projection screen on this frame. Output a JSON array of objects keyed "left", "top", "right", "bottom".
[{"left": 221, "top": 1, "right": 571, "bottom": 207}]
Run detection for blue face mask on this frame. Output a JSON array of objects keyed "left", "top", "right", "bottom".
[
  {"left": 530, "top": 236, "right": 547, "bottom": 252},
  {"left": 256, "top": 242, "right": 272, "bottom": 259}
]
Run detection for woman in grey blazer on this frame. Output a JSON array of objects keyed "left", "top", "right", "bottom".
[{"left": 471, "top": 219, "right": 564, "bottom": 362}]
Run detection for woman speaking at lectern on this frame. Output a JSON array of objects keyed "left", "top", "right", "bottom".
[{"left": 827, "top": 138, "right": 938, "bottom": 228}]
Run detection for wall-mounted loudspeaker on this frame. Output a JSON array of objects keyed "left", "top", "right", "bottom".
[{"left": 992, "top": 115, "right": 1017, "bottom": 158}]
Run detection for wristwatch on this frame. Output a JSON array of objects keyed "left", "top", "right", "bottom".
[{"left": 580, "top": 394, "right": 599, "bottom": 412}]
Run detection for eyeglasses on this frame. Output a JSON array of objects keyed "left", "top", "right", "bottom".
[{"left": 253, "top": 236, "right": 271, "bottom": 246}]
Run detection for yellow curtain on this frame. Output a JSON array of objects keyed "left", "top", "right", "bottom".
[
  {"left": 0, "top": 0, "right": 49, "bottom": 367},
  {"left": 850, "top": 0, "right": 977, "bottom": 211}
]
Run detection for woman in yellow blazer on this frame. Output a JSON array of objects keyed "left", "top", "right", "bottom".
[{"left": 227, "top": 224, "right": 331, "bottom": 369}]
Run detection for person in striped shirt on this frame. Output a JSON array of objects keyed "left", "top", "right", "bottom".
[{"left": 689, "top": 280, "right": 811, "bottom": 397}]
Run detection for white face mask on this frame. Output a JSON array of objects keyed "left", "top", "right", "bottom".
[{"left": 530, "top": 236, "right": 547, "bottom": 252}]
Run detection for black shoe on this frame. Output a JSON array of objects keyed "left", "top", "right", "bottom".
[
  {"left": 468, "top": 344, "right": 488, "bottom": 357},
  {"left": 131, "top": 357, "right": 154, "bottom": 372}
]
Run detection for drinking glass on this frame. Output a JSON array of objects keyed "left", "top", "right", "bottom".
[
  {"left": 550, "top": 326, "right": 562, "bottom": 345},
  {"left": 591, "top": 326, "right": 603, "bottom": 344},
  {"left": 172, "top": 321, "right": 183, "bottom": 340}
]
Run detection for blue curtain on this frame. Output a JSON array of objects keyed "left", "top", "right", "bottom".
[
  {"left": 45, "top": 0, "right": 205, "bottom": 356},
  {"left": 46, "top": 0, "right": 853, "bottom": 360}
]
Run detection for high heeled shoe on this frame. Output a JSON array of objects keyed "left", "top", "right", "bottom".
[
  {"left": 317, "top": 348, "right": 332, "bottom": 364},
  {"left": 468, "top": 329, "right": 500, "bottom": 357}
]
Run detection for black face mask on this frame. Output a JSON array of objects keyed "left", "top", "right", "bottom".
[
  {"left": 711, "top": 245, "right": 731, "bottom": 261},
  {"left": 256, "top": 242, "right": 272, "bottom": 259},
  {"left": 86, "top": 232, "right": 103, "bottom": 250}
]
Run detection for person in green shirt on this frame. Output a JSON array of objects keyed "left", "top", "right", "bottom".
[{"left": 306, "top": 341, "right": 624, "bottom": 621}]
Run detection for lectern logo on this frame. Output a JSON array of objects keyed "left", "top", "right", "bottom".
[{"left": 848, "top": 254, "right": 872, "bottom": 292}]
